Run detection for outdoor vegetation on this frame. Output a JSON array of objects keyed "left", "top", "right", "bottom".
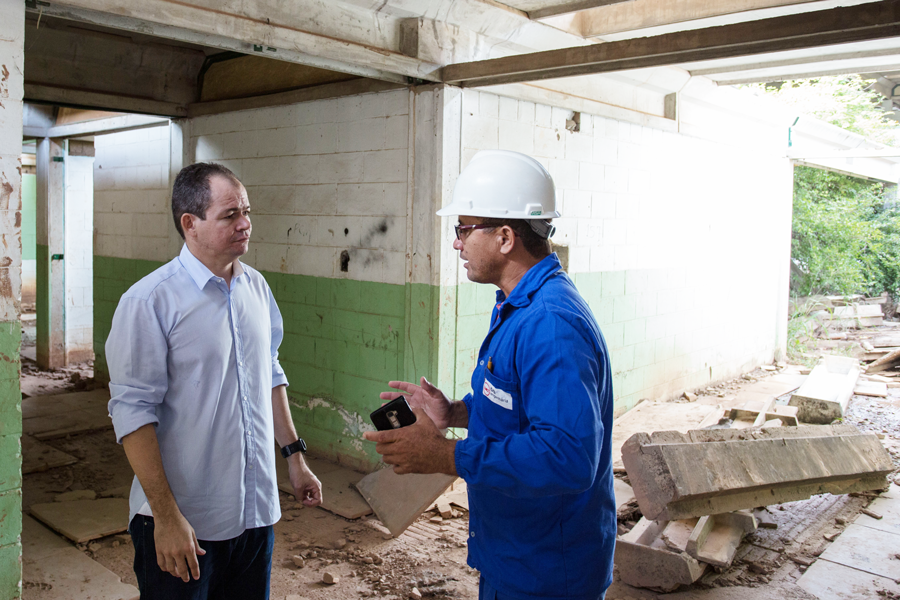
[{"left": 752, "top": 76, "right": 900, "bottom": 361}]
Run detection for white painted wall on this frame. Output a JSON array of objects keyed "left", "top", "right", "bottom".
[
  {"left": 189, "top": 88, "right": 411, "bottom": 285},
  {"left": 94, "top": 126, "right": 172, "bottom": 262},
  {"left": 451, "top": 88, "right": 793, "bottom": 412},
  {"left": 64, "top": 155, "right": 94, "bottom": 362}
]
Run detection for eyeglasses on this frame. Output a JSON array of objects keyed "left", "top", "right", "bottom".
[{"left": 454, "top": 224, "right": 495, "bottom": 240}]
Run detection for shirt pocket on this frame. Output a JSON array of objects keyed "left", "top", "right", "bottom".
[{"left": 479, "top": 369, "right": 523, "bottom": 435}]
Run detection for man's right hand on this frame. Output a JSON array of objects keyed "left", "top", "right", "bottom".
[
  {"left": 380, "top": 377, "right": 457, "bottom": 429},
  {"left": 154, "top": 511, "right": 206, "bottom": 582}
]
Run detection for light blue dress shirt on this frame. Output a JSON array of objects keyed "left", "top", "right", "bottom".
[{"left": 107, "top": 245, "right": 289, "bottom": 541}]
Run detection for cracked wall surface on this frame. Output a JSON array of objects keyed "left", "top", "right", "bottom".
[{"left": 0, "top": 2, "right": 25, "bottom": 597}]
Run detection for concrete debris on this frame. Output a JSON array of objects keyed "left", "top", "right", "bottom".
[
  {"left": 323, "top": 571, "right": 340, "bottom": 584},
  {"left": 410, "top": 587, "right": 423, "bottom": 599},
  {"left": 861, "top": 508, "right": 883, "bottom": 520},
  {"left": 355, "top": 468, "right": 456, "bottom": 537},
  {"left": 30, "top": 498, "right": 130, "bottom": 543},
  {"left": 291, "top": 555, "right": 305, "bottom": 568},
  {"left": 682, "top": 391, "right": 698, "bottom": 402},
  {"left": 821, "top": 304, "right": 883, "bottom": 328},
  {"left": 437, "top": 501, "right": 452, "bottom": 519},
  {"left": 621, "top": 425, "right": 893, "bottom": 522},
  {"left": 685, "top": 511, "right": 757, "bottom": 567},
  {"left": 789, "top": 355, "right": 859, "bottom": 423},
  {"left": 855, "top": 380, "right": 888, "bottom": 398},
  {"left": 615, "top": 518, "right": 707, "bottom": 592}
]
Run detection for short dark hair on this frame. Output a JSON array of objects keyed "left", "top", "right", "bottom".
[
  {"left": 479, "top": 218, "right": 552, "bottom": 259},
  {"left": 171, "top": 163, "right": 241, "bottom": 239}
]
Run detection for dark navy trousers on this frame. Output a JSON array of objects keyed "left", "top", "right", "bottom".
[{"left": 130, "top": 515, "right": 274, "bottom": 600}]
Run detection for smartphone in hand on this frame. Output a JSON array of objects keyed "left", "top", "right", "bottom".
[{"left": 370, "top": 397, "right": 417, "bottom": 431}]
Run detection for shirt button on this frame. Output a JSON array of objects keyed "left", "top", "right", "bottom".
[
  {"left": 480, "top": 361, "right": 484, "bottom": 366},
  {"left": 470, "top": 531, "right": 475, "bottom": 537}
]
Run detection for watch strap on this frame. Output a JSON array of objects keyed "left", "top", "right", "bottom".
[{"left": 280, "top": 438, "right": 307, "bottom": 458}]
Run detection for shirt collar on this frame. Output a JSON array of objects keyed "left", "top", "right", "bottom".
[
  {"left": 178, "top": 244, "right": 245, "bottom": 290},
  {"left": 494, "top": 253, "right": 563, "bottom": 308}
]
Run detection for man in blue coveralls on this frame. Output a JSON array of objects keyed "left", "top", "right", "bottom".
[{"left": 364, "top": 150, "right": 616, "bottom": 600}]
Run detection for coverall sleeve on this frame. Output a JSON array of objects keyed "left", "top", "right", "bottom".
[
  {"left": 107, "top": 297, "right": 168, "bottom": 444},
  {"left": 268, "top": 285, "right": 289, "bottom": 389},
  {"left": 454, "top": 312, "right": 605, "bottom": 497}
]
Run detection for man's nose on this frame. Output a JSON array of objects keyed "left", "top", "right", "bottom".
[
  {"left": 452, "top": 238, "right": 463, "bottom": 251},
  {"left": 237, "top": 214, "right": 251, "bottom": 230}
]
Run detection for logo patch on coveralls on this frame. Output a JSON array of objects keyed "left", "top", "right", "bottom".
[{"left": 483, "top": 379, "right": 513, "bottom": 410}]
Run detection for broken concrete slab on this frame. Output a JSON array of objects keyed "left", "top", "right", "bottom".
[
  {"left": 23, "top": 389, "right": 113, "bottom": 440},
  {"left": 611, "top": 401, "right": 721, "bottom": 471},
  {"left": 855, "top": 484, "right": 900, "bottom": 535},
  {"left": 614, "top": 517, "right": 706, "bottom": 592},
  {"left": 818, "top": 523, "right": 900, "bottom": 580},
  {"left": 798, "top": 558, "right": 900, "bottom": 599},
  {"left": 854, "top": 380, "right": 888, "bottom": 397},
  {"left": 614, "top": 478, "right": 635, "bottom": 512},
  {"left": 686, "top": 511, "right": 757, "bottom": 568},
  {"left": 30, "top": 498, "right": 129, "bottom": 543},
  {"left": 355, "top": 467, "right": 456, "bottom": 537},
  {"left": 728, "top": 402, "right": 799, "bottom": 429},
  {"left": 22, "top": 515, "right": 139, "bottom": 600},
  {"left": 21, "top": 434, "right": 78, "bottom": 474},
  {"left": 789, "top": 355, "right": 859, "bottom": 423},
  {"left": 621, "top": 425, "right": 893, "bottom": 522}
]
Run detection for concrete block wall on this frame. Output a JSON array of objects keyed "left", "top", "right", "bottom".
[
  {"left": 188, "top": 89, "right": 414, "bottom": 468},
  {"left": 451, "top": 89, "right": 792, "bottom": 413},
  {"left": 93, "top": 125, "right": 172, "bottom": 379},
  {"left": 0, "top": 3, "right": 24, "bottom": 597},
  {"left": 64, "top": 155, "right": 94, "bottom": 363}
]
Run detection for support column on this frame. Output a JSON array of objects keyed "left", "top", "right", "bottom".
[
  {"left": 35, "top": 138, "right": 66, "bottom": 369},
  {"left": 64, "top": 141, "right": 94, "bottom": 364},
  {"left": 0, "top": 3, "right": 25, "bottom": 598}
]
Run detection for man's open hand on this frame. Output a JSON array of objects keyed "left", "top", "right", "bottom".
[
  {"left": 363, "top": 407, "right": 457, "bottom": 475},
  {"left": 380, "top": 378, "right": 455, "bottom": 429},
  {"left": 154, "top": 511, "right": 206, "bottom": 582}
]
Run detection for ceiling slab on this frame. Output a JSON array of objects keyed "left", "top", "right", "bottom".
[{"left": 443, "top": 1, "right": 900, "bottom": 87}]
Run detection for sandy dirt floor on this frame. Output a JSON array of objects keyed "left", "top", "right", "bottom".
[{"left": 17, "top": 317, "right": 900, "bottom": 599}]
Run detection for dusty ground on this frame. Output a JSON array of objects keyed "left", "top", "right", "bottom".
[{"left": 18, "top": 317, "right": 900, "bottom": 599}]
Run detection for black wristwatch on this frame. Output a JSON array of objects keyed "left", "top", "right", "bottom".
[{"left": 280, "top": 439, "right": 307, "bottom": 458}]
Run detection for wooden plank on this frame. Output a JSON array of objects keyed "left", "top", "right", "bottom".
[
  {"left": 869, "top": 348, "right": 900, "bottom": 373},
  {"left": 355, "top": 468, "right": 456, "bottom": 537},
  {"left": 442, "top": 1, "right": 900, "bottom": 86}
]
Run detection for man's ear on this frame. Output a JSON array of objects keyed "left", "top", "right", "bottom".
[
  {"left": 181, "top": 213, "right": 197, "bottom": 238},
  {"left": 497, "top": 225, "right": 517, "bottom": 256}
]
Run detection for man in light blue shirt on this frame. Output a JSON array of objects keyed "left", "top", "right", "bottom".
[{"left": 107, "top": 162, "right": 322, "bottom": 600}]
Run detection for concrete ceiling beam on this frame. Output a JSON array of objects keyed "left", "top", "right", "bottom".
[
  {"left": 32, "top": 1, "right": 441, "bottom": 84},
  {"left": 442, "top": 1, "right": 900, "bottom": 87},
  {"left": 24, "top": 83, "right": 187, "bottom": 117}
]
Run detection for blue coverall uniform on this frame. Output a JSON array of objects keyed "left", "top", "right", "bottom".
[{"left": 454, "top": 253, "right": 616, "bottom": 600}]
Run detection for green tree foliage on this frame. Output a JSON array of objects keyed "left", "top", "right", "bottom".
[
  {"left": 792, "top": 166, "right": 899, "bottom": 297},
  {"left": 753, "top": 76, "right": 900, "bottom": 297}
]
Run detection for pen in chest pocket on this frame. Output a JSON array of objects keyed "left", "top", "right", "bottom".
[{"left": 487, "top": 356, "right": 493, "bottom": 373}]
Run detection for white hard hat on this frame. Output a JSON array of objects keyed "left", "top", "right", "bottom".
[{"left": 436, "top": 150, "right": 561, "bottom": 220}]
